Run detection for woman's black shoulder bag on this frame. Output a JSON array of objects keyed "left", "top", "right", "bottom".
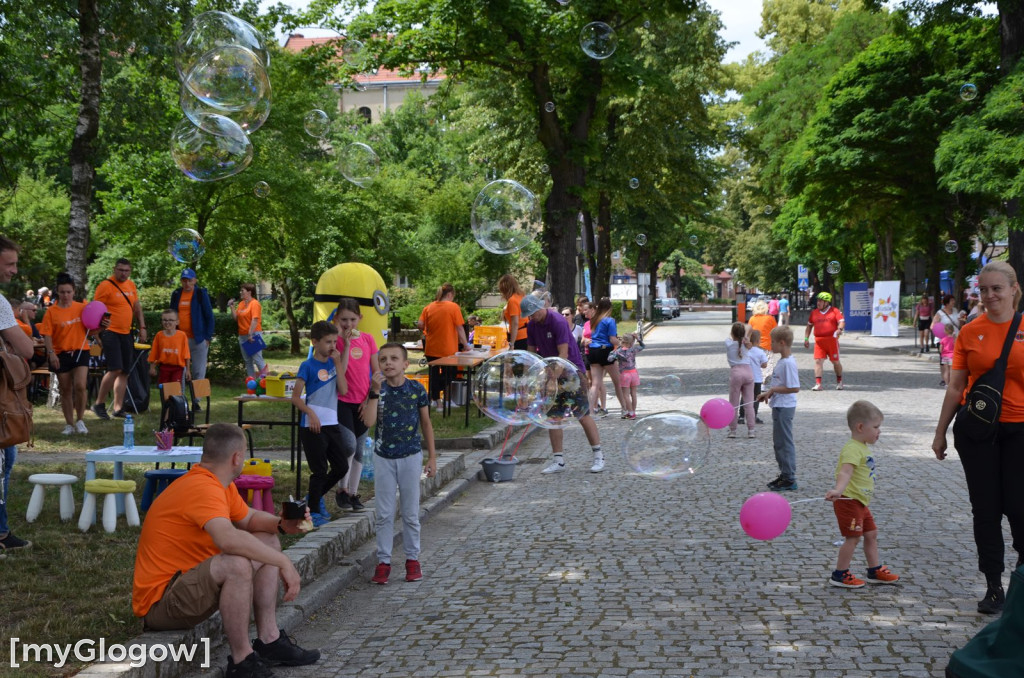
[{"left": 954, "top": 312, "right": 1022, "bottom": 442}]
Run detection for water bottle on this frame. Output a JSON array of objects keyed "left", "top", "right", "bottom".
[
  {"left": 360, "top": 437, "right": 375, "bottom": 481},
  {"left": 123, "top": 414, "right": 135, "bottom": 450}
]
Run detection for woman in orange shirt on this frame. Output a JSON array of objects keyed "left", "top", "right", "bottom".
[
  {"left": 416, "top": 283, "right": 468, "bottom": 409},
  {"left": 747, "top": 301, "right": 777, "bottom": 353},
  {"left": 39, "top": 274, "right": 90, "bottom": 435},
  {"left": 498, "top": 274, "right": 529, "bottom": 350},
  {"left": 229, "top": 282, "right": 265, "bottom": 377}
]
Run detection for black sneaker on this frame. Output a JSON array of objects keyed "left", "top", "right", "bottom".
[
  {"left": 192, "top": 399, "right": 202, "bottom": 412},
  {"left": 766, "top": 475, "right": 785, "bottom": 490},
  {"left": 775, "top": 479, "right": 799, "bottom": 492},
  {"left": 978, "top": 586, "right": 1005, "bottom": 614},
  {"left": 112, "top": 409, "right": 127, "bottom": 418},
  {"left": 91, "top": 403, "right": 110, "bottom": 420},
  {"left": 0, "top": 532, "right": 32, "bottom": 550},
  {"left": 348, "top": 494, "right": 365, "bottom": 512},
  {"left": 755, "top": 417, "right": 765, "bottom": 424},
  {"left": 252, "top": 629, "right": 320, "bottom": 667},
  {"left": 226, "top": 652, "right": 274, "bottom": 678},
  {"left": 335, "top": 490, "right": 351, "bottom": 511}
]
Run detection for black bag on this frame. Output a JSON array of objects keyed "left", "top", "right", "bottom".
[
  {"left": 946, "top": 564, "right": 1024, "bottom": 678},
  {"left": 953, "top": 312, "right": 1021, "bottom": 442},
  {"left": 161, "top": 395, "right": 191, "bottom": 436}
]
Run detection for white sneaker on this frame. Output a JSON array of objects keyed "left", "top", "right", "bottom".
[
  {"left": 75, "top": 420, "right": 89, "bottom": 434},
  {"left": 835, "top": 383, "right": 845, "bottom": 390},
  {"left": 747, "top": 431, "right": 756, "bottom": 439},
  {"left": 590, "top": 458, "right": 605, "bottom": 473},
  {"left": 811, "top": 384, "right": 823, "bottom": 391},
  {"left": 726, "top": 431, "right": 737, "bottom": 439},
  {"left": 541, "top": 461, "right": 566, "bottom": 474},
  {"left": 61, "top": 425, "right": 75, "bottom": 436}
]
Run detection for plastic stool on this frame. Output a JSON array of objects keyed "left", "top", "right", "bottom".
[
  {"left": 234, "top": 474, "right": 275, "bottom": 513},
  {"left": 26, "top": 473, "right": 78, "bottom": 522},
  {"left": 79, "top": 479, "right": 139, "bottom": 533},
  {"left": 141, "top": 468, "right": 187, "bottom": 510}
]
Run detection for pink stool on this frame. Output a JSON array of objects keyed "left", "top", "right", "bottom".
[{"left": 234, "top": 474, "right": 275, "bottom": 513}]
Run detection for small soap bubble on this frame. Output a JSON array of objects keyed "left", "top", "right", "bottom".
[
  {"left": 764, "top": 205, "right": 773, "bottom": 215},
  {"left": 636, "top": 234, "right": 647, "bottom": 246},
  {"left": 471, "top": 179, "right": 542, "bottom": 255},
  {"left": 167, "top": 228, "right": 207, "bottom": 264},
  {"left": 945, "top": 239, "right": 959, "bottom": 253},
  {"left": 827, "top": 261, "right": 841, "bottom": 275},
  {"left": 579, "top": 22, "right": 618, "bottom": 60},
  {"left": 170, "top": 114, "right": 254, "bottom": 182},
  {"left": 689, "top": 235, "right": 699, "bottom": 246},
  {"left": 622, "top": 411, "right": 712, "bottom": 479},
  {"left": 960, "top": 83, "right": 978, "bottom": 101},
  {"left": 338, "top": 142, "right": 381, "bottom": 187},
  {"left": 541, "top": 164, "right": 549, "bottom": 174},
  {"left": 253, "top": 181, "right": 270, "bottom": 198},
  {"left": 637, "top": 79, "right": 643, "bottom": 87},
  {"left": 524, "top": 357, "right": 588, "bottom": 429},
  {"left": 342, "top": 39, "right": 367, "bottom": 69},
  {"left": 643, "top": 20, "right": 651, "bottom": 28},
  {"left": 629, "top": 177, "right": 640, "bottom": 189},
  {"left": 473, "top": 351, "right": 546, "bottom": 426},
  {"left": 544, "top": 101, "right": 555, "bottom": 113},
  {"left": 304, "top": 109, "right": 330, "bottom": 138}
]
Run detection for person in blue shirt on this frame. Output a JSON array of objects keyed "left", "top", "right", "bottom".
[
  {"left": 586, "top": 297, "right": 626, "bottom": 419},
  {"left": 779, "top": 294, "right": 791, "bottom": 326},
  {"left": 291, "top": 321, "right": 350, "bottom": 527}
]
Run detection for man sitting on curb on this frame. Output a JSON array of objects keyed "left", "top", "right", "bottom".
[{"left": 132, "top": 423, "right": 320, "bottom": 678}]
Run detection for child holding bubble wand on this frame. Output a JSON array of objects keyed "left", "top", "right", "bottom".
[
  {"left": 613, "top": 332, "right": 644, "bottom": 420},
  {"left": 824, "top": 400, "right": 901, "bottom": 588}
]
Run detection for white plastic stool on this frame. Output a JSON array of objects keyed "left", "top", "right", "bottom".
[
  {"left": 78, "top": 479, "right": 139, "bottom": 533},
  {"left": 26, "top": 473, "right": 78, "bottom": 522}
]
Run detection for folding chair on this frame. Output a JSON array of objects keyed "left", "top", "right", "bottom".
[{"left": 162, "top": 379, "right": 254, "bottom": 458}]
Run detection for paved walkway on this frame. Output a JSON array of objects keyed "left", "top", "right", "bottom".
[{"left": 244, "top": 313, "right": 1002, "bottom": 678}]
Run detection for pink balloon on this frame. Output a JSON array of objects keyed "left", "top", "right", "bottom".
[
  {"left": 700, "top": 397, "right": 734, "bottom": 429},
  {"left": 740, "top": 492, "right": 792, "bottom": 541},
  {"left": 931, "top": 321, "right": 946, "bottom": 339},
  {"left": 81, "top": 300, "right": 107, "bottom": 330}
]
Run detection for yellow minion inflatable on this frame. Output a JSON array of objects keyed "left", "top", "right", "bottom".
[{"left": 313, "top": 263, "right": 390, "bottom": 348}]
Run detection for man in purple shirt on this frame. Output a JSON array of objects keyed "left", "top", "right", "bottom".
[{"left": 522, "top": 293, "right": 604, "bottom": 474}]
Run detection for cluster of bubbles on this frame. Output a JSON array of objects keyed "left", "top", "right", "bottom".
[
  {"left": 945, "top": 239, "right": 959, "bottom": 253},
  {"left": 471, "top": 180, "right": 542, "bottom": 254},
  {"left": 474, "top": 351, "right": 589, "bottom": 429},
  {"left": 826, "top": 260, "right": 841, "bottom": 275},
  {"left": 579, "top": 22, "right": 618, "bottom": 59},
  {"left": 960, "top": 83, "right": 978, "bottom": 101},
  {"left": 621, "top": 411, "right": 711, "bottom": 479},
  {"left": 171, "top": 11, "right": 270, "bottom": 182},
  {"left": 167, "top": 228, "right": 207, "bottom": 264}
]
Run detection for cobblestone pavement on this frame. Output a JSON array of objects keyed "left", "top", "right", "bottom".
[{"left": 280, "top": 313, "right": 1008, "bottom": 678}]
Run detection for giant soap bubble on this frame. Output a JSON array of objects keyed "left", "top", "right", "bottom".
[
  {"left": 471, "top": 179, "right": 541, "bottom": 255},
  {"left": 339, "top": 142, "right": 381, "bottom": 187},
  {"left": 176, "top": 11, "right": 270, "bottom": 84},
  {"left": 579, "top": 22, "right": 618, "bottom": 59},
  {"left": 525, "top": 357, "right": 588, "bottom": 429},
  {"left": 170, "top": 114, "right": 254, "bottom": 182},
  {"left": 622, "top": 411, "right": 711, "bottom": 479},
  {"left": 473, "top": 350, "right": 545, "bottom": 426},
  {"left": 183, "top": 44, "right": 270, "bottom": 112}
]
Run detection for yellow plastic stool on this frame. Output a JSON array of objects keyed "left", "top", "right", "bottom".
[{"left": 79, "top": 479, "right": 139, "bottom": 533}]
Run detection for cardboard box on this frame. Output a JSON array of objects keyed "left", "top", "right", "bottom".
[{"left": 264, "top": 373, "right": 297, "bottom": 398}]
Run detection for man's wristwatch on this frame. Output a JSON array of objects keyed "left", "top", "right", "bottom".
[
  {"left": 277, "top": 519, "right": 286, "bottom": 535},
  {"left": 368, "top": 391, "right": 380, "bottom": 399}
]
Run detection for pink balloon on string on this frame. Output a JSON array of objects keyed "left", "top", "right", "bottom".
[
  {"left": 739, "top": 492, "right": 792, "bottom": 541},
  {"left": 81, "top": 301, "right": 108, "bottom": 330},
  {"left": 700, "top": 397, "right": 734, "bottom": 429},
  {"left": 931, "top": 322, "right": 947, "bottom": 339}
]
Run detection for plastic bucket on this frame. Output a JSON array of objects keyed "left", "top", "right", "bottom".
[{"left": 480, "top": 457, "right": 517, "bottom": 483}]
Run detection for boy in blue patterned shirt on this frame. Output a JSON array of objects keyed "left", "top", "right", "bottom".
[{"left": 362, "top": 342, "right": 436, "bottom": 585}]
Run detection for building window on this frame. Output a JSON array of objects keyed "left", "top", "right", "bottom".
[{"left": 357, "top": 107, "right": 372, "bottom": 123}]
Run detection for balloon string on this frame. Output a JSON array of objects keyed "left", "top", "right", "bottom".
[
  {"left": 732, "top": 401, "right": 758, "bottom": 410},
  {"left": 790, "top": 497, "right": 854, "bottom": 505}
]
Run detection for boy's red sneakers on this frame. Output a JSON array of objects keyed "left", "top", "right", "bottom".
[
  {"left": 829, "top": 570, "right": 865, "bottom": 588},
  {"left": 371, "top": 562, "right": 391, "bottom": 585},
  {"left": 866, "top": 565, "right": 900, "bottom": 584},
  {"left": 405, "top": 559, "right": 423, "bottom": 582}
]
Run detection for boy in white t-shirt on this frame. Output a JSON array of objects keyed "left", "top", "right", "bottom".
[
  {"left": 757, "top": 325, "right": 801, "bottom": 491},
  {"left": 739, "top": 329, "right": 768, "bottom": 425}
]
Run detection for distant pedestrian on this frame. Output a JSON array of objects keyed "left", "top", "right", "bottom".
[
  {"left": 758, "top": 325, "right": 801, "bottom": 492},
  {"left": 416, "top": 283, "right": 468, "bottom": 411},
  {"left": 738, "top": 329, "right": 767, "bottom": 425},
  {"left": 768, "top": 295, "right": 780, "bottom": 322},
  {"left": 825, "top": 400, "right": 901, "bottom": 588},
  {"left": 39, "top": 273, "right": 90, "bottom": 435},
  {"left": 498, "top": 274, "right": 528, "bottom": 350},
  {"left": 779, "top": 294, "right": 791, "bottom": 326},
  {"left": 169, "top": 268, "right": 214, "bottom": 390},
  {"left": 914, "top": 294, "right": 933, "bottom": 353},
  {"left": 148, "top": 309, "right": 191, "bottom": 386},
  {"left": 229, "top": 283, "right": 265, "bottom": 378},
  {"left": 725, "top": 322, "right": 755, "bottom": 439},
  {"left": 805, "top": 292, "right": 845, "bottom": 391},
  {"left": 613, "top": 332, "right": 644, "bottom": 420},
  {"left": 938, "top": 323, "right": 955, "bottom": 387},
  {"left": 91, "top": 258, "right": 147, "bottom": 419}
]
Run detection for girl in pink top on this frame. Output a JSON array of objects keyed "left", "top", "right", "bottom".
[{"left": 332, "top": 298, "right": 380, "bottom": 512}]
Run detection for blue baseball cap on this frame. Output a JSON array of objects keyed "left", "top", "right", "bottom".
[{"left": 180, "top": 268, "right": 197, "bottom": 279}]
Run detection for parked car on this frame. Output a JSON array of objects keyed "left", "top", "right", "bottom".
[
  {"left": 746, "top": 295, "right": 771, "bottom": 312},
  {"left": 656, "top": 298, "right": 681, "bottom": 318}
]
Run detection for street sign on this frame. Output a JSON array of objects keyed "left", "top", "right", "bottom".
[{"left": 797, "top": 265, "right": 809, "bottom": 291}]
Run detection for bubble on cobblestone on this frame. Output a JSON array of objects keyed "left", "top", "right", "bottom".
[
  {"left": 473, "top": 350, "right": 545, "bottom": 426},
  {"left": 524, "top": 357, "right": 588, "bottom": 429},
  {"left": 621, "top": 411, "right": 711, "bottom": 479}
]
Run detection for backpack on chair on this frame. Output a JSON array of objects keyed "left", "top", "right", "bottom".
[{"left": 161, "top": 394, "right": 191, "bottom": 437}]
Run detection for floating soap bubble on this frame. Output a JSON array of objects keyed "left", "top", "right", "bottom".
[
  {"left": 471, "top": 179, "right": 542, "bottom": 255},
  {"left": 176, "top": 11, "right": 270, "bottom": 85},
  {"left": 170, "top": 114, "right": 254, "bottom": 182},
  {"left": 629, "top": 177, "right": 640, "bottom": 189},
  {"left": 253, "top": 181, "right": 270, "bottom": 198},
  {"left": 525, "top": 357, "right": 588, "bottom": 429},
  {"left": 959, "top": 83, "right": 978, "bottom": 101},
  {"left": 180, "top": 84, "right": 270, "bottom": 135},
  {"left": 640, "top": 375, "right": 684, "bottom": 400},
  {"left": 643, "top": 20, "right": 651, "bottom": 29},
  {"left": 167, "top": 228, "right": 206, "bottom": 264},
  {"left": 637, "top": 79, "right": 643, "bottom": 86},
  {"left": 338, "top": 142, "right": 381, "bottom": 188},
  {"left": 826, "top": 261, "right": 841, "bottom": 275},
  {"left": 342, "top": 39, "right": 367, "bottom": 69},
  {"left": 557, "top": 0, "right": 569, "bottom": 4},
  {"left": 764, "top": 205, "right": 773, "bottom": 215},
  {"left": 473, "top": 351, "right": 546, "bottom": 426},
  {"left": 540, "top": 164, "right": 549, "bottom": 174},
  {"left": 579, "top": 21, "right": 618, "bottom": 60},
  {"left": 689, "top": 235, "right": 699, "bottom": 246},
  {"left": 183, "top": 44, "right": 270, "bottom": 112},
  {"left": 622, "top": 411, "right": 711, "bottom": 479},
  {"left": 636, "top": 234, "right": 647, "bottom": 246},
  {"left": 544, "top": 101, "right": 555, "bottom": 113},
  {"left": 304, "top": 109, "right": 330, "bottom": 138},
  {"left": 945, "top": 239, "right": 959, "bottom": 253}
]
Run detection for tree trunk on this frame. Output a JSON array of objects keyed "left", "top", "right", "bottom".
[
  {"left": 543, "top": 181, "right": 582, "bottom": 311},
  {"left": 66, "top": 0, "right": 102, "bottom": 287},
  {"left": 581, "top": 209, "right": 597, "bottom": 299},
  {"left": 279, "top": 279, "right": 301, "bottom": 354},
  {"left": 594, "top": 191, "right": 612, "bottom": 301},
  {"left": 647, "top": 259, "right": 659, "bottom": 319}
]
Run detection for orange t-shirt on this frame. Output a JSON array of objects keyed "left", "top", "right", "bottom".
[
  {"left": 93, "top": 277, "right": 138, "bottom": 334},
  {"left": 132, "top": 465, "right": 249, "bottom": 617},
  {"left": 38, "top": 302, "right": 87, "bottom": 353},
  {"left": 148, "top": 329, "right": 191, "bottom": 368},
  {"left": 177, "top": 289, "right": 194, "bottom": 338},
  {"left": 15, "top": 319, "right": 32, "bottom": 338},
  {"left": 748, "top": 314, "right": 777, "bottom": 352},
  {"left": 952, "top": 314, "right": 1024, "bottom": 422},
  {"left": 503, "top": 294, "right": 528, "bottom": 341},
  {"left": 235, "top": 299, "right": 262, "bottom": 335},
  {"left": 419, "top": 300, "right": 464, "bottom": 356}
]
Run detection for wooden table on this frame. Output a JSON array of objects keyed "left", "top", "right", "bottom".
[
  {"left": 85, "top": 445, "right": 203, "bottom": 518},
  {"left": 428, "top": 348, "right": 506, "bottom": 426},
  {"left": 234, "top": 395, "right": 303, "bottom": 498}
]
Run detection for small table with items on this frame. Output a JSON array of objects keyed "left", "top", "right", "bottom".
[
  {"left": 85, "top": 445, "right": 203, "bottom": 516},
  {"left": 427, "top": 347, "right": 506, "bottom": 426}
]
